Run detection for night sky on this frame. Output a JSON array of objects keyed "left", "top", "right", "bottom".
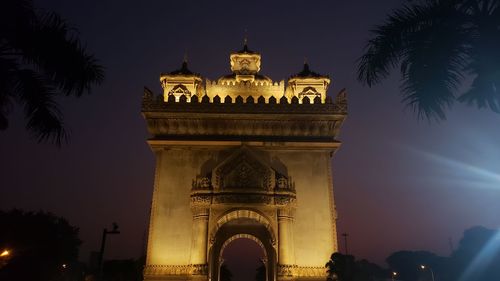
[{"left": 1, "top": 0, "right": 499, "bottom": 273}]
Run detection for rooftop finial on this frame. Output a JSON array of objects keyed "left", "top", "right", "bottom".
[
  {"left": 304, "top": 57, "right": 308, "bottom": 65},
  {"left": 244, "top": 28, "right": 248, "bottom": 46},
  {"left": 180, "top": 53, "right": 189, "bottom": 72}
]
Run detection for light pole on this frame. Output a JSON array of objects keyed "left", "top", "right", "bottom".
[
  {"left": 391, "top": 271, "right": 398, "bottom": 281},
  {"left": 97, "top": 222, "right": 120, "bottom": 280},
  {"left": 420, "top": 265, "right": 435, "bottom": 281},
  {"left": 341, "top": 233, "right": 349, "bottom": 255}
]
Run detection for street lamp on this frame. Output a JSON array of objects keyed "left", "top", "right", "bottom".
[
  {"left": 391, "top": 271, "right": 398, "bottom": 281},
  {"left": 97, "top": 222, "right": 120, "bottom": 280},
  {"left": 420, "top": 265, "right": 435, "bottom": 281},
  {"left": 0, "top": 249, "right": 11, "bottom": 269}
]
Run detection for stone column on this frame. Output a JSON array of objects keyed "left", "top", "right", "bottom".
[
  {"left": 277, "top": 207, "right": 295, "bottom": 274},
  {"left": 190, "top": 206, "right": 209, "bottom": 266}
]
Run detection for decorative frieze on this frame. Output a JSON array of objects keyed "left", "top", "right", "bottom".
[
  {"left": 144, "top": 264, "right": 208, "bottom": 276},
  {"left": 213, "top": 193, "right": 273, "bottom": 204},
  {"left": 277, "top": 264, "right": 297, "bottom": 277},
  {"left": 276, "top": 265, "right": 327, "bottom": 278},
  {"left": 295, "top": 266, "right": 327, "bottom": 277}
]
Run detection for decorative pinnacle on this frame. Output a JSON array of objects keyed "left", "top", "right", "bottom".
[{"left": 244, "top": 28, "right": 248, "bottom": 46}]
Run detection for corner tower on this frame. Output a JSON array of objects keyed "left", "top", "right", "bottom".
[{"left": 142, "top": 43, "right": 347, "bottom": 281}]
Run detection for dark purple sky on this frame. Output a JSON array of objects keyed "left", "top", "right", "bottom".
[{"left": 1, "top": 0, "right": 499, "bottom": 268}]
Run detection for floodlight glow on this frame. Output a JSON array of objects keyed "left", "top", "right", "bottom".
[
  {"left": 0, "top": 250, "right": 9, "bottom": 257},
  {"left": 404, "top": 146, "right": 500, "bottom": 191},
  {"left": 458, "top": 230, "right": 500, "bottom": 281}
]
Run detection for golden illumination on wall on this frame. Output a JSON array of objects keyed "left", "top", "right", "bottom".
[
  {"left": 160, "top": 59, "right": 202, "bottom": 102},
  {"left": 160, "top": 45, "right": 331, "bottom": 105}
]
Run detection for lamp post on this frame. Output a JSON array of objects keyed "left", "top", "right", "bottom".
[
  {"left": 391, "top": 271, "right": 398, "bottom": 281},
  {"left": 97, "top": 223, "right": 120, "bottom": 280},
  {"left": 420, "top": 265, "right": 435, "bottom": 281},
  {"left": 341, "top": 233, "right": 349, "bottom": 255}
]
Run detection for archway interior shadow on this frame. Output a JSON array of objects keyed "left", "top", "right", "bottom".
[
  {"left": 209, "top": 218, "right": 276, "bottom": 281},
  {"left": 222, "top": 238, "right": 265, "bottom": 281}
]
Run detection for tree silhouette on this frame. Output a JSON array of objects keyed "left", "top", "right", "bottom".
[
  {"left": 326, "top": 252, "right": 356, "bottom": 281},
  {"left": 0, "top": 0, "right": 104, "bottom": 145},
  {"left": 449, "top": 226, "right": 500, "bottom": 281},
  {"left": 386, "top": 251, "right": 447, "bottom": 281},
  {"left": 255, "top": 264, "right": 266, "bottom": 281},
  {"left": 358, "top": 0, "right": 500, "bottom": 120},
  {"left": 326, "top": 252, "right": 388, "bottom": 281},
  {"left": 0, "top": 209, "right": 81, "bottom": 281},
  {"left": 220, "top": 264, "right": 233, "bottom": 281}
]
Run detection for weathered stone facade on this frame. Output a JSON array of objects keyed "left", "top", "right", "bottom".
[{"left": 142, "top": 43, "right": 347, "bottom": 281}]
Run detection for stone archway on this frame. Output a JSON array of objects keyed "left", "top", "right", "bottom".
[
  {"left": 208, "top": 211, "right": 277, "bottom": 281},
  {"left": 219, "top": 234, "right": 267, "bottom": 281}
]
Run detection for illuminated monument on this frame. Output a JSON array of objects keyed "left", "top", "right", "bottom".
[{"left": 142, "top": 42, "right": 347, "bottom": 281}]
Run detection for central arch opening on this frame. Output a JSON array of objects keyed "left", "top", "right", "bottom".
[
  {"left": 221, "top": 236, "right": 266, "bottom": 281},
  {"left": 209, "top": 210, "right": 276, "bottom": 281}
]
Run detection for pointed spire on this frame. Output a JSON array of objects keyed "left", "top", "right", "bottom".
[
  {"left": 290, "top": 60, "right": 326, "bottom": 78},
  {"left": 168, "top": 55, "right": 195, "bottom": 75},
  {"left": 237, "top": 29, "right": 256, "bottom": 54},
  {"left": 244, "top": 28, "right": 248, "bottom": 46},
  {"left": 181, "top": 53, "right": 188, "bottom": 70},
  {"left": 302, "top": 60, "right": 311, "bottom": 73},
  {"left": 244, "top": 36, "right": 248, "bottom": 47}
]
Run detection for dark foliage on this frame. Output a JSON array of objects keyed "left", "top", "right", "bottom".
[
  {"left": 358, "top": 0, "right": 500, "bottom": 120},
  {"left": 385, "top": 226, "right": 500, "bottom": 281},
  {"left": 386, "top": 250, "right": 448, "bottom": 281},
  {"left": 255, "top": 264, "right": 266, "bottom": 281},
  {"left": 102, "top": 257, "right": 145, "bottom": 281},
  {"left": 220, "top": 264, "right": 233, "bottom": 281},
  {"left": 326, "top": 252, "right": 387, "bottom": 281},
  {"left": 448, "top": 226, "right": 500, "bottom": 281},
  {"left": 0, "top": 209, "right": 81, "bottom": 281},
  {"left": 0, "top": 0, "right": 104, "bottom": 145}
]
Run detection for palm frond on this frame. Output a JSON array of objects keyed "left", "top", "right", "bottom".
[
  {"left": 18, "top": 11, "right": 104, "bottom": 97},
  {"left": 399, "top": 1, "right": 469, "bottom": 120},
  {"left": 357, "top": 2, "right": 444, "bottom": 86},
  {"left": 0, "top": 57, "right": 19, "bottom": 130},
  {"left": 458, "top": 0, "right": 500, "bottom": 112},
  {"left": 14, "top": 69, "right": 68, "bottom": 146},
  {"left": 358, "top": 0, "right": 476, "bottom": 120}
]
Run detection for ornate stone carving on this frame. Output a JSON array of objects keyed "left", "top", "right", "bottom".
[
  {"left": 277, "top": 264, "right": 297, "bottom": 277},
  {"left": 334, "top": 88, "right": 347, "bottom": 114},
  {"left": 191, "top": 264, "right": 208, "bottom": 275},
  {"left": 295, "top": 266, "right": 327, "bottom": 277},
  {"left": 144, "top": 264, "right": 208, "bottom": 276},
  {"left": 274, "top": 196, "right": 296, "bottom": 206},
  {"left": 214, "top": 152, "right": 272, "bottom": 191},
  {"left": 142, "top": 90, "right": 346, "bottom": 114},
  {"left": 192, "top": 176, "right": 212, "bottom": 190},
  {"left": 213, "top": 194, "right": 272, "bottom": 204},
  {"left": 275, "top": 265, "right": 327, "bottom": 278},
  {"left": 191, "top": 195, "right": 212, "bottom": 205},
  {"left": 275, "top": 175, "right": 295, "bottom": 191}
]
